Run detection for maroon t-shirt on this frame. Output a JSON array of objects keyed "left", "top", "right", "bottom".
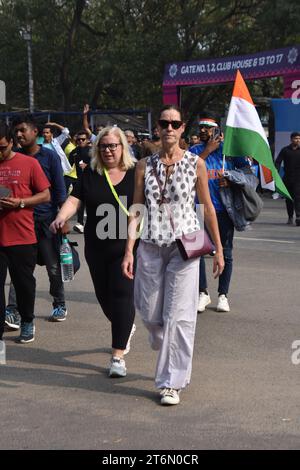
[{"left": 0, "top": 152, "right": 50, "bottom": 247}]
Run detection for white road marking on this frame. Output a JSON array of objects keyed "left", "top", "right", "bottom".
[{"left": 235, "top": 237, "right": 295, "bottom": 244}]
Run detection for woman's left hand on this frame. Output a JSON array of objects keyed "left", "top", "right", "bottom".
[{"left": 213, "top": 251, "right": 225, "bottom": 278}]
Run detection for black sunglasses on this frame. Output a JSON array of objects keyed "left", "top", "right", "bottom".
[
  {"left": 77, "top": 137, "right": 87, "bottom": 142},
  {"left": 158, "top": 120, "right": 183, "bottom": 130}
]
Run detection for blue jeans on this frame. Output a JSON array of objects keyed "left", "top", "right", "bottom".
[{"left": 199, "top": 210, "right": 234, "bottom": 295}]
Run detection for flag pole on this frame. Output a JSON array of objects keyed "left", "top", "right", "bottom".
[{"left": 222, "top": 153, "right": 226, "bottom": 172}]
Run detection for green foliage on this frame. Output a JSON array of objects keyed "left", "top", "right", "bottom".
[{"left": 0, "top": 0, "right": 299, "bottom": 122}]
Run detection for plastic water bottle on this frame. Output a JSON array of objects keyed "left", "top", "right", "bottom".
[
  {"left": 0, "top": 340, "right": 6, "bottom": 365},
  {"left": 60, "top": 236, "right": 74, "bottom": 282},
  {"left": 67, "top": 183, "right": 73, "bottom": 196}
]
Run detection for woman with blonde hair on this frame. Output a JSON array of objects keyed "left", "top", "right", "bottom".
[{"left": 50, "top": 126, "right": 136, "bottom": 377}]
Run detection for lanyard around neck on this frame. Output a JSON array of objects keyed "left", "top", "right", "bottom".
[{"left": 103, "top": 167, "right": 129, "bottom": 217}]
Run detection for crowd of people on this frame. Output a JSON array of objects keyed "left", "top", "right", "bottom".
[{"left": 0, "top": 103, "right": 298, "bottom": 406}]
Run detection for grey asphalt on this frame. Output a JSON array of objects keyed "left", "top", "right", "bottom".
[{"left": 1, "top": 195, "right": 300, "bottom": 450}]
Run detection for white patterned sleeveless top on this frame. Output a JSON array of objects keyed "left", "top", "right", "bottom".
[{"left": 141, "top": 151, "right": 201, "bottom": 247}]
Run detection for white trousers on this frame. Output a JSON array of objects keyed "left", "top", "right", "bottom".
[{"left": 134, "top": 241, "right": 199, "bottom": 390}]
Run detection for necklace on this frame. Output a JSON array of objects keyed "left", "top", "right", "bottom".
[{"left": 159, "top": 149, "right": 184, "bottom": 166}]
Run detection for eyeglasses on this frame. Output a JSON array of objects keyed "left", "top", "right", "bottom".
[
  {"left": 158, "top": 120, "right": 183, "bottom": 130},
  {"left": 99, "top": 143, "right": 122, "bottom": 151},
  {"left": 77, "top": 138, "right": 87, "bottom": 142}
]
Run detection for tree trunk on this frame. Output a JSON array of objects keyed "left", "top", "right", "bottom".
[{"left": 60, "top": 0, "right": 86, "bottom": 110}]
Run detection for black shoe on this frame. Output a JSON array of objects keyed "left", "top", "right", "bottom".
[
  {"left": 296, "top": 219, "right": 300, "bottom": 226},
  {"left": 287, "top": 217, "right": 294, "bottom": 225},
  {"left": 15, "top": 322, "right": 35, "bottom": 344}
]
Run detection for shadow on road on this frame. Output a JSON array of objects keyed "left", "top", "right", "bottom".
[{"left": 0, "top": 345, "right": 156, "bottom": 403}]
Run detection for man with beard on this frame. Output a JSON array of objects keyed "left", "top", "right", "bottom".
[
  {"left": 5, "top": 114, "right": 69, "bottom": 329},
  {"left": 190, "top": 115, "right": 249, "bottom": 314}
]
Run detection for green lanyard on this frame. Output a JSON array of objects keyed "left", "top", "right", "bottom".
[
  {"left": 103, "top": 167, "right": 129, "bottom": 216},
  {"left": 103, "top": 167, "right": 143, "bottom": 235}
]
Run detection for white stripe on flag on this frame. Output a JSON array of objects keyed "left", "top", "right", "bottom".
[{"left": 226, "top": 97, "right": 269, "bottom": 145}]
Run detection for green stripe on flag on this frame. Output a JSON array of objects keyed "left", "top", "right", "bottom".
[{"left": 223, "top": 126, "right": 291, "bottom": 199}]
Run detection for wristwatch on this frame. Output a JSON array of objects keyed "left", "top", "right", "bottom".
[{"left": 19, "top": 199, "right": 25, "bottom": 209}]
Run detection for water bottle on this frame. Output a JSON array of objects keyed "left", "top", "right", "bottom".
[
  {"left": 67, "top": 183, "right": 73, "bottom": 196},
  {"left": 60, "top": 236, "right": 74, "bottom": 282},
  {"left": 0, "top": 340, "right": 6, "bottom": 365}
]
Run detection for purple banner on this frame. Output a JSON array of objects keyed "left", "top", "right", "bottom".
[{"left": 163, "top": 46, "right": 300, "bottom": 86}]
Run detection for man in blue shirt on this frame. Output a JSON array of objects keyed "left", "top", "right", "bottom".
[
  {"left": 42, "top": 121, "right": 72, "bottom": 175},
  {"left": 5, "top": 115, "right": 69, "bottom": 333},
  {"left": 190, "top": 115, "right": 248, "bottom": 313}
]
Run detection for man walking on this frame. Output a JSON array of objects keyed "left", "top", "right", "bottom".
[
  {"left": 5, "top": 114, "right": 69, "bottom": 328},
  {"left": 0, "top": 122, "right": 50, "bottom": 344},
  {"left": 275, "top": 132, "right": 300, "bottom": 225},
  {"left": 68, "top": 130, "right": 91, "bottom": 233},
  {"left": 42, "top": 122, "right": 72, "bottom": 175},
  {"left": 190, "top": 115, "right": 250, "bottom": 313}
]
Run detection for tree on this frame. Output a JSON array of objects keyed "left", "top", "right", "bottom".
[{"left": 0, "top": 0, "right": 299, "bottom": 121}]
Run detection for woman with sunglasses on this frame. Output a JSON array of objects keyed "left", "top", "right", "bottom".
[
  {"left": 122, "top": 104, "right": 224, "bottom": 406},
  {"left": 50, "top": 127, "right": 136, "bottom": 378}
]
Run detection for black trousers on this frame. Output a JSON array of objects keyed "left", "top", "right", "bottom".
[
  {"left": 285, "top": 181, "right": 300, "bottom": 220},
  {"left": 85, "top": 240, "right": 135, "bottom": 350},
  {"left": 0, "top": 244, "right": 37, "bottom": 340},
  {"left": 37, "top": 235, "right": 65, "bottom": 306},
  {"left": 64, "top": 175, "right": 77, "bottom": 194},
  {"left": 77, "top": 203, "right": 85, "bottom": 225},
  {"left": 8, "top": 218, "right": 65, "bottom": 309},
  {"left": 64, "top": 176, "right": 84, "bottom": 225}
]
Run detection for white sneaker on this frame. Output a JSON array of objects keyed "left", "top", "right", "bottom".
[
  {"left": 197, "top": 292, "right": 211, "bottom": 312},
  {"left": 73, "top": 223, "right": 84, "bottom": 233},
  {"left": 160, "top": 388, "right": 180, "bottom": 406},
  {"left": 124, "top": 323, "right": 136, "bottom": 355},
  {"left": 108, "top": 357, "right": 127, "bottom": 377},
  {"left": 217, "top": 294, "right": 230, "bottom": 312}
]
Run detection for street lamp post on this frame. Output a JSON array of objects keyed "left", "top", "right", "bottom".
[{"left": 20, "top": 26, "right": 34, "bottom": 113}]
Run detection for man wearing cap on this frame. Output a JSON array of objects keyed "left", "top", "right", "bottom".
[{"left": 190, "top": 115, "right": 249, "bottom": 313}]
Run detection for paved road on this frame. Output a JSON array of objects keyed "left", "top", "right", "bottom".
[{"left": 1, "top": 195, "right": 300, "bottom": 450}]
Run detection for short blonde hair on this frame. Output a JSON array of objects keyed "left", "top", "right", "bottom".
[{"left": 91, "top": 126, "right": 135, "bottom": 174}]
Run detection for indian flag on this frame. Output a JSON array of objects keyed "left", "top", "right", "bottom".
[{"left": 223, "top": 70, "right": 290, "bottom": 199}]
